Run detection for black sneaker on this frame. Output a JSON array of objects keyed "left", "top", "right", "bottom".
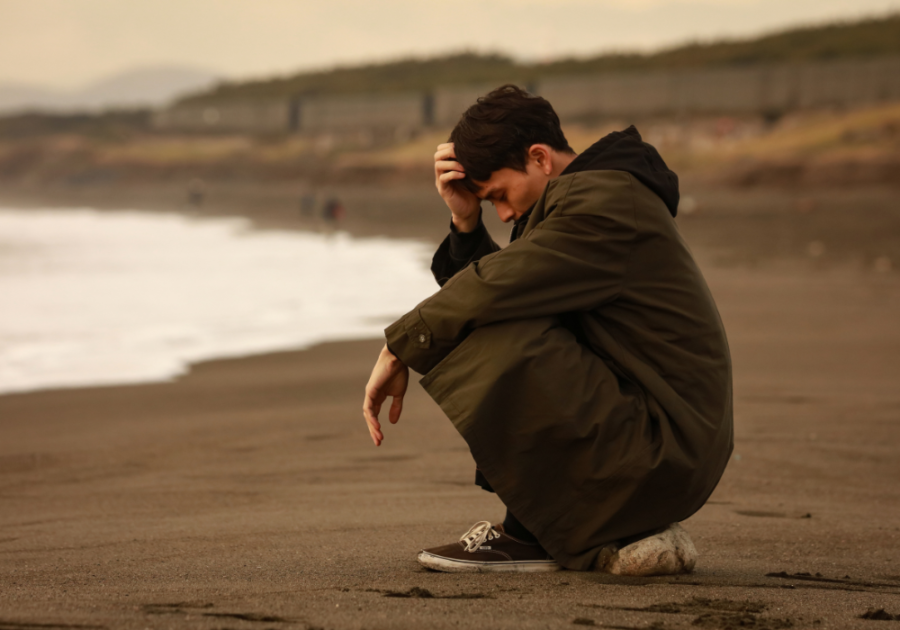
[{"left": 417, "top": 521, "right": 561, "bottom": 573}]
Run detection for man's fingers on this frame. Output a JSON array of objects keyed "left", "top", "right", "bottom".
[
  {"left": 364, "top": 415, "right": 380, "bottom": 445},
  {"left": 366, "top": 412, "right": 383, "bottom": 445},
  {"left": 435, "top": 159, "right": 464, "bottom": 173},
  {"left": 438, "top": 170, "right": 466, "bottom": 183},
  {"left": 364, "top": 411, "right": 381, "bottom": 444},
  {"left": 433, "top": 145, "right": 456, "bottom": 161},
  {"left": 388, "top": 395, "right": 403, "bottom": 424},
  {"left": 362, "top": 395, "right": 383, "bottom": 446}
]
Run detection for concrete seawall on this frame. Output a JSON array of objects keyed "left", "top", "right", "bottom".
[{"left": 154, "top": 56, "right": 900, "bottom": 137}]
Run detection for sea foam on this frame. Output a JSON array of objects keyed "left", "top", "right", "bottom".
[{"left": 0, "top": 208, "right": 437, "bottom": 394}]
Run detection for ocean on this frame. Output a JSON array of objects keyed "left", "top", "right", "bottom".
[{"left": 0, "top": 207, "right": 437, "bottom": 395}]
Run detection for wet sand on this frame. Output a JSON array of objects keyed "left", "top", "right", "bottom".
[{"left": 2, "top": 185, "right": 900, "bottom": 628}]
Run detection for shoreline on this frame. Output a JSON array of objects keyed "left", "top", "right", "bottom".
[
  {"left": 1, "top": 181, "right": 898, "bottom": 402},
  {"left": 0, "top": 203, "right": 438, "bottom": 398}
]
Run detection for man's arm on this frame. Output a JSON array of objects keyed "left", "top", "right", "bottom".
[
  {"left": 361, "top": 142, "right": 490, "bottom": 439},
  {"left": 385, "top": 172, "right": 637, "bottom": 376}
]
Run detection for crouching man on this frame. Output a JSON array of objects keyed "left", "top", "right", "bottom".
[{"left": 363, "top": 85, "right": 733, "bottom": 575}]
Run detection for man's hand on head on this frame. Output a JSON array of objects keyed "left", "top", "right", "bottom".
[
  {"left": 362, "top": 344, "right": 409, "bottom": 446},
  {"left": 434, "top": 142, "right": 481, "bottom": 233}
]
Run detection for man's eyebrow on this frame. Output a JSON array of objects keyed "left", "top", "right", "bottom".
[{"left": 479, "top": 186, "right": 497, "bottom": 201}]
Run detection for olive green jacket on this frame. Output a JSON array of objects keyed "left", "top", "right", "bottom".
[{"left": 386, "top": 168, "right": 733, "bottom": 570}]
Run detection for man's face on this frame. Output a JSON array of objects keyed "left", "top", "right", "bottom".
[{"left": 474, "top": 160, "right": 552, "bottom": 223}]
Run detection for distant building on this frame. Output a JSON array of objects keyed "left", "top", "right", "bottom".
[
  {"left": 153, "top": 100, "right": 292, "bottom": 133},
  {"left": 541, "top": 56, "right": 900, "bottom": 120}
]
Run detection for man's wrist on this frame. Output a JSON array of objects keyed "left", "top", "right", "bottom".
[
  {"left": 451, "top": 213, "right": 480, "bottom": 234},
  {"left": 383, "top": 343, "right": 401, "bottom": 364}
]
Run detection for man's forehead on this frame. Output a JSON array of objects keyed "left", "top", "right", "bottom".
[
  {"left": 473, "top": 167, "right": 519, "bottom": 199},
  {"left": 474, "top": 176, "right": 501, "bottom": 200}
]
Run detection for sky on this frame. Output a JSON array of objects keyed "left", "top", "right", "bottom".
[{"left": 1, "top": 0, "right": 899, "bottom": 89}]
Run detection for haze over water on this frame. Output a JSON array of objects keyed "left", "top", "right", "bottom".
[{"left": 0, "top": 208, "right": 437, "bottom": 395}]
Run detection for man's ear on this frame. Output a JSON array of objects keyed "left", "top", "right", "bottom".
[{"left": 527, "top": 144, "right": 554, "bottom": 175}]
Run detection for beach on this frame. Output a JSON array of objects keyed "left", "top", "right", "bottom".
[{"left": 2, "top": 184, "right": 900, "bottom": 629}]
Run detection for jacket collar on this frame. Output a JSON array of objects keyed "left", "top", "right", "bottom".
[{"left": 510, "top": 207, "right": 533, "bottom": 242}]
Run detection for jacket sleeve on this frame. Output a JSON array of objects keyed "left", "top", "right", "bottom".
[
  {"left": 385, "top": 177, "right": 637, "bottom": 375},
  {"left": 431, "top": 210, "right": 501, "bottom": 287}
]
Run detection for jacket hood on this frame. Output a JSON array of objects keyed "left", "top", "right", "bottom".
[{"left": 561, "top": 125, "right": 680, "bottom": 217}]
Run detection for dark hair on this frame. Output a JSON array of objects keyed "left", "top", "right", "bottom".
[{"left": 449, "top": 84, "right": 573, "bottom": 193}]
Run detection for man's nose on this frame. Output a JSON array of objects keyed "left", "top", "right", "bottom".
[{"left": 496, "top": 204, "right": 515, "bottom": 223}]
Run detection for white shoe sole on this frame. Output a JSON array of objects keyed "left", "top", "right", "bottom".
[{"left": 417, "top": 550, "right": 562, "bottom": 573}]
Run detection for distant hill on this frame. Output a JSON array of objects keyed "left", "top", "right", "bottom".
[
  {"left": 177, "top": 13, "right": 900, "bottom": 106},
  {"left": 0, "top": 83, "right": 64, "bottom": 114},
  {"left": 0, "top": 66, "right": 219, "bottom": 114}
]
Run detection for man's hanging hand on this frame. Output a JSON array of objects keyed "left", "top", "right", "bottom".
[{"left": 363, "top": 344, "right": 409, "bottom": 446}]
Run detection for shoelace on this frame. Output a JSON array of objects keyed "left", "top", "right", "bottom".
[{"left": 459, "top": 520, "right": 501, "bottom": 553}]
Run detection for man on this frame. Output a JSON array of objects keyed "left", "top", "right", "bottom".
[{"left": 362, "top": 85, "right": 733, "bottom": 574}]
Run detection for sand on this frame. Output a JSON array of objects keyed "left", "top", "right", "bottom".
[{"left": 2, "top": 184, "right": 900, "bottom": 629}]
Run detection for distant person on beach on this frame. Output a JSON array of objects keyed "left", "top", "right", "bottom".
[
  {"left": 323, "top": 197, "right": 345, "bottom": 224},
  {"left": 362, "top": 85, "right": 733, "bottom": 575}
]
